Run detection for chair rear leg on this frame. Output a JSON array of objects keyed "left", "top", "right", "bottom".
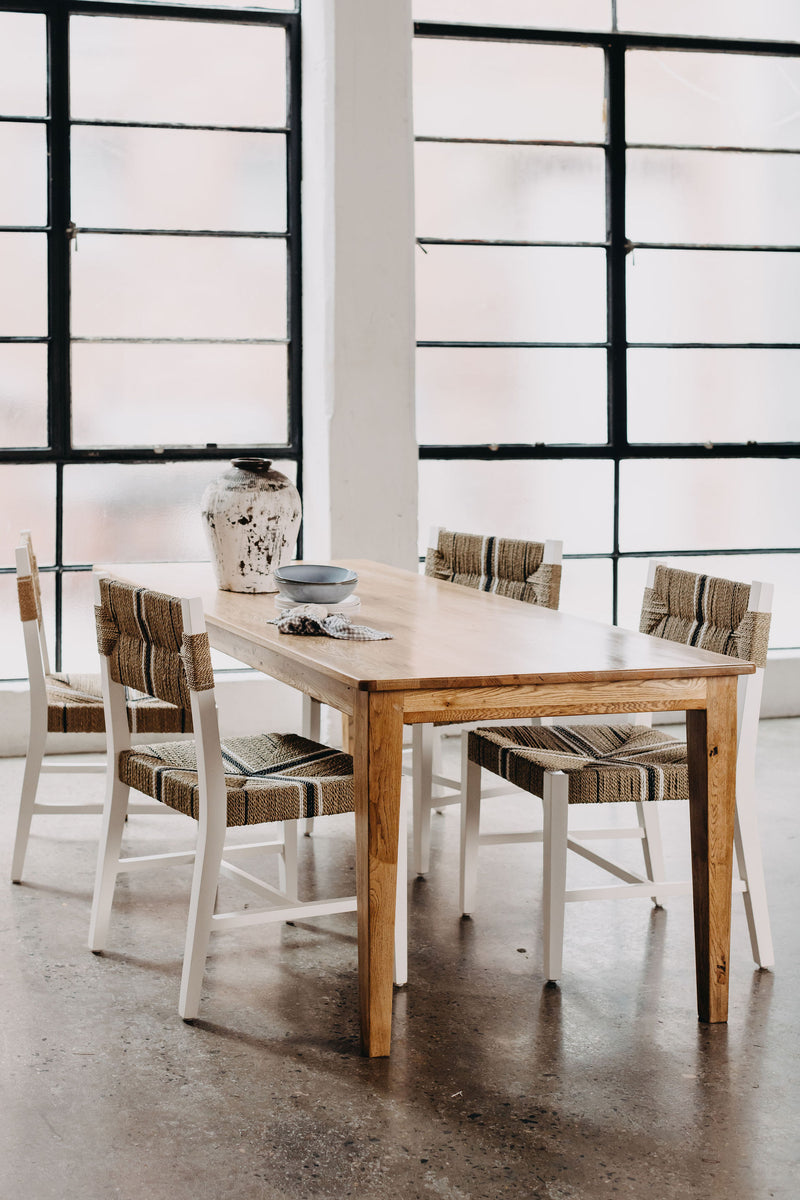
[
  {"left": 734, "top": 790, "right": 774, "bottom": 968},
  {"left": 179, "top": 817, "right": 226, "bottom": 1021},
  {"left": 302, "top": 696, "right": 321, "bottom": 836},
  {"left": 279, "top": 819, "right": 299, "bottom": 902},
  {"left": 11, "top": 726, "right": 46, "bottom": 883},
  {"left": 412, "top": 724, "right": 434, "bottom": 876},
  {"left": 638, "top": 801, "right": 667, "bottom": 908},
  {"left": 542, "top": 772, "right": 569, "bottom": 983},
  {"left": 459, "top": 738, "right": 482, "bottom": 915},
  {"left": 88, "top": 772, "right": 130, "bottom": 952}
]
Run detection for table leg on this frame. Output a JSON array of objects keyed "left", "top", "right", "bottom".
[
  {"left": 353, "top": 689, "right": 404, "bottom": 1056},
  {"left": 686, "top": 674, "right": 739, "bottom": 1023}
]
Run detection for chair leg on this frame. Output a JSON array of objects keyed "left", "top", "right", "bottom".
[
  {"left": 733, "top": 786, "right": 774, "bottom": 968},
  {"left": 88, "top": 772, "right": 131, "bottom": 953},
  {"left": 459, "top": 736, "right": 482, "bottom": 915},
  {"left": 279, "top": 819, "right": 299, "bottom": 902},
  {"left": 542, "top": 772, "right": 569, "bottom": 983},
  {"left": 637, "top": 801, "right": 667, "bottom": 908},
  {"left": 412, "top": 723, "right": 434, "bottom": 876},
  {"left": 393, "top": 787, "right": 409, "bottom": 987},
  {"left": 179, "top": 811, "right": 227, "bottom": 1021},
  {"left": 11, "top": 725, "right": 46, "bottom": 883},
  {"left": 302, "top": 696, "right": 322, "bottom": 836}
]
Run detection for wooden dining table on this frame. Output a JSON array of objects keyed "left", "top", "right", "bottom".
[{"left": 99, "top": 558, "right": 754, "bottom": 1056}]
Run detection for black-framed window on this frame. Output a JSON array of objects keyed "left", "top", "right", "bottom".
[
  {"left": 413, "top": 12, "right": 800, "bottom": 651},
  {"left": 0, "top": 0, "right": 300, "bottom": 678}
]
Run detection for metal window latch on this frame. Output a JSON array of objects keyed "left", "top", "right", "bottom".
[{"left": 66, "top": 221, "right": 78, "bottom": 251}]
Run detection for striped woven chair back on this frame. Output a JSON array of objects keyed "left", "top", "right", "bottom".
[
  {"left": 639, "top": 564, "right": 770, "bottom": 668},
  {"left": 425, "top": 529, "right": 561, "bottom": 610},
  {"left": 95, "top": 577, "right": 214, "bottom": 713}
]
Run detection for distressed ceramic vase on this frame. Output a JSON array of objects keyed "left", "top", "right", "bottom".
[{"left": 201, "top": 458, "right": 301, "bottom": 593}]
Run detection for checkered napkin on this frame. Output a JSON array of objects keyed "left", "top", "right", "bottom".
[{"left": 269, "top": 604, "right": 392, "bottom": 641}]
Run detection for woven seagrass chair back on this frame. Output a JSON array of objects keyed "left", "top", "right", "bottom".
[
  {"left": 640, "top": 564, "right": 771, "bottom": 669},
  {"left": 95, "top": 577, "right": 214, "bottom": 713},
  {"left": 425, "top": 527, "right": 562, "bottom": 610}
]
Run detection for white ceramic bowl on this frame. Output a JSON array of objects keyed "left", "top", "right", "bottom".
[{"left": 273, "top": 564, "right": 358, "bottom": 604}]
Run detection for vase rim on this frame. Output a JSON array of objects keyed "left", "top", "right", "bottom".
[{"left": 231, "top": 457, "right": 273, "bottom": 473}]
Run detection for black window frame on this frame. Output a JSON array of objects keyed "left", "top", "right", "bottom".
[
  {"left": 0, "top": 0, "right": 301, "bottom": 672},
  {"left": 414, "top": 20, "right": 800, "bottom": 644}
]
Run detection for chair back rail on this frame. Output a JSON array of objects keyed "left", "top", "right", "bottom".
[{"left": 424, "top": 526, "right": 563, "bottom": 610}]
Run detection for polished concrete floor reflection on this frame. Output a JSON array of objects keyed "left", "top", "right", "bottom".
[{"left": 1, "top": 719, "right": 798, "bottom": 1200}]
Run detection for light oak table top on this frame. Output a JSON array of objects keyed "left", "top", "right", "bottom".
[{"left": 98, "top": 559, "right": 753, "bottom": 1055}]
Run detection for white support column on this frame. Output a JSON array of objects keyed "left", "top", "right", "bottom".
[{"left": 302, "top": 0, "right": 418, "bottom": 570}]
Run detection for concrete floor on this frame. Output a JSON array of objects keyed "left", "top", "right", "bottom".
[{"left": 1, "top": 719, "right": 798, "bottom": 1200}]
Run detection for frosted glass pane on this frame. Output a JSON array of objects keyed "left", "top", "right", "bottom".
[
  {"left": 0, "top": 234, "right": 47, "bottom": 336},
  {"left": 71, "top": 235, "right": 286, "bottom": 339},
  {"left": 0, "top": 124, "right": 46, "bottom": 226},
  {"left": 60, "top": 571, "right": 99, "bottom": 675},
  {"left": 413, "top": 0, "right": 611, "bottom": 28},
  {"left": 627, "top": 251, "right": 800, "bottom": 344},
  {"left": 416, "top": 144, "right": 605, "bottom": 242},
  {"left": 0, "top": 13, "right": 46, "bottom": 117},
  {"left": 0, "top": 345, "right": 48, "bottom": 448},
  {"left": 419, "top": 459, "right": 613, "bottom": 555},
  {"left": 628, "top": 150, "right": 800, "bottom": 246},
  {"left": 71, "top": 128, "right": 286, "bottom": 234},
  {"left": 62, "top": 459, "right": 296, "bottom": 565},
  {"left": 72, "top": 344, "right": 289, "bottom": 448},
  {"left": 619, "top": 459, "right": 800, "bottom": 552},
  {"left": 414, "top": 41, "right": 605, "bottom": 141},
  {"left": 416, "top": 348, "right": 607, "bottom": 444},
  {"left": 628, "top": 349, "right": 800, "bottom": 444},
  {"left": 166, "top": 0, "right": 295, "bottom": 7},
  {"left": 559, "top": 558, "right": 613, "bottom": 624},
  {"left": 0, "top": 571, "right": 54, "bottom": 679},
  {"left": 627, "top": 51, "right": 800, "bottom": 151},
  {"left": 618, "top": 0, "right": 800, "bottom": 42},
  {"left": 0, "top": 465, "right": 56, "bottom": 568},
  {"left": 417, "top": 246, "right": 607, "bottom": 343},
  {"left": 70, "top": 18, "right": 286, "bottom": 127},
  {"left": 618, "top": 554, "right": 800, "bottom": 650}
]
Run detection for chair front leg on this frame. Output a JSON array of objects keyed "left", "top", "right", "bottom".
[
  {"left": 179, "top": 800, "right": 227, "bottom": 1021},
  {"left": 11, "top": 723, "right": 46, "bottom": 883},
  {"left": 88, "top": 770, "right": 130, "bottom": 952},
  {"left": 412, "top": 723, "right": 434, "bottom": 876},
  {"left": 638, "top": 801, "right": 667, "bottom": 908},
  {"left": 279, "top": 819, "right": 299, "bottom": 902},
  {"left": 459, "top": 735, "right": 482, "bottom": 915},
  {"left": 733, "top": 785, "right": 774, "bottom": 969},
  {"left": 542, "top": 771, "right": 569, "bottom": 983}
]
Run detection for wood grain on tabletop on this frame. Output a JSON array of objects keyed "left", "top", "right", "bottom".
[{"left": 97, "top": 559, "right": 754, "bottom": 692}]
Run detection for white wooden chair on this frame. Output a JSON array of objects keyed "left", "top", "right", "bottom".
[
  {"left": 460, "top": 561, "right": 774, "bottom": 980},
  {"left": 11, "top": 532, "right": 185, "bottom": 884},
  {"left": 88, "top": 574, "right": 407, "bottom": 1021}
]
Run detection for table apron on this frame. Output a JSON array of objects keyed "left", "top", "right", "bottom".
[
  {"left": 401, "top": 677, "right": 710, "bottom": 724},
  {"left": 207, "top": 626, "right": 356, "bottom": 716}
]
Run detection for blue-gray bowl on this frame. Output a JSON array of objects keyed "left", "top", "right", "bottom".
[{"left": 273, "top": 564, "right": 358, "bottom": 604}]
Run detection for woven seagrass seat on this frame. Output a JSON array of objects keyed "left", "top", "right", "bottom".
[
  {"left": 461, "top": 561, "right": 774, "bottom": 982},
  {"left": 89, "top": 575, "right": 406, "bottom": 1022},
  {"left": 409, "top": 526, "right": 562, "bottom": 876},
  {"left": 11, "top": 533, "right": 186, "bottom": 884}
]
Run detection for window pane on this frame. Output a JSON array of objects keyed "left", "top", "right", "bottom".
[
  {"left": 0, "top": 571, "right": 54, "bottom": 679},
  {"left": 417, "top": 246, "right": 607, "bottom": 343},
  {"left": 619, "top": 459, "right": 800, "bottom": 552},
  {"left": 416, "top": 144, "right": 605, "bottom": 242},
  {"left": 628, "top": 349, "right": 800, "bottom": 444},
  {"left": 0, "top": 13, "right": 46, "bottom": 117},
  {"left": 419, "top": 460, "right": 613, "bottom": 555},
  {"left": 414, "top": 40, "right": 605, "bottom": 141},
  {"left": 628, "top": 150, "right": 800, "bottom": 246},
  {"left": 0, "top": 345, "right": 48, "bottom": 448},
  {"left": 417, "top": 348, "right": 607, "bottom": 445},
  {"left": 627, "top": 51, "right": 800, "bottom": 150},
  {"left": 71, "top": 128, "right": 286, "bottom": 234},
  {"left": 0, "top": 234, "right": 47, "bottom": 336},
  {"left": 0, "top": 465, "right": 56, "bottom": 568},
  {"left": 627, "top": 250, "right": 800, "bottom": 344},
  {"left": 63, "top": 459, "right": 296, "bottom": 565},
  {"left": 618, "top": 554, "right": 800, "bottom": 650},
  {"left": 618, "top": 0, "right": 800, "bottom": 42},
  {"left": 413, "top": 0, "right": 611, "bottom": 28},
  {"left": 71, "top": 235, "right": 286, "bottom": 340},
  {"left": 70, "top": 17, "right": 286, "bottom": 127},
  {"left": 0, "top": 123, "right": 46, "bottom": 226},
  {"left": 72, "top": 344, "right": 288, "bottom": 448},
  {"left": 560, "top": 558, "right": 613, "bottom": 624}
]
